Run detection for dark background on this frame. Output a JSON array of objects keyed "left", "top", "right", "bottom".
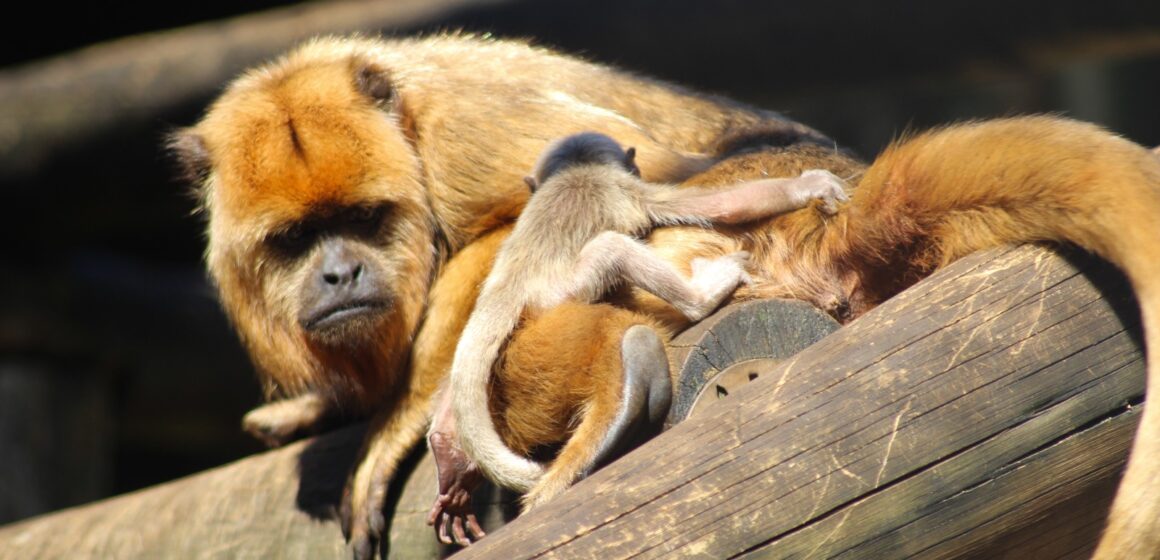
[{"left": 1, "top": 0, "right": 1158, "bottom": 524}]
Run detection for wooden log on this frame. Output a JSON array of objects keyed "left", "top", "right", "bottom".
[
  {"left": 0, "top": 423, "right": 516, "bottom": 559},
  {"left": 0, "top": 244, "right": 1142, "bottom": 558},
  {"left": 666, "top": 298, "right": 842, "bottom": 426},
  {"left": 455, "top": 244, "right": 1143, "bottom": 559}
]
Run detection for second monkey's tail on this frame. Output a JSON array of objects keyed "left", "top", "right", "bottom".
[
  {"left": 849, "top": 115, "right": 1160, "bottom": 560},
  {"left": 450, "top": 297, "right": 545, "bottom": 492}
]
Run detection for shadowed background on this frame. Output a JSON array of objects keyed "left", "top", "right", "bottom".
[{"left": 1, "top": 0, "right": 1158, "bottom": 525}]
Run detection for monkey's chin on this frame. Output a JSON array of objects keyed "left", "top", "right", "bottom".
[{"left": 300, "top": 302, "right": 389, "bottom": 348}]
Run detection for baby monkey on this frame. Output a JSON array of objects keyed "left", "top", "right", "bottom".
[{"left": 427, "top": 132, "right": 848, "bottom": 544}]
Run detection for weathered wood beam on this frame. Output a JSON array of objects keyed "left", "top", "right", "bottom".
[
  {"left": 457, "top": 244, "right": 1143, "bottom": 559},
  {"left": 0, "top": 244, "right": 1142, "bottom": 558}
]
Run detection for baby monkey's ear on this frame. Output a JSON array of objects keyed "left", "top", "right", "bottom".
[
  {"left": 353, "top": 60, "right": 395, "bottom": 108},
  {"left": 524, "top": 176, "right": 539, "bottom": 192},
  {"left": 624, "top": 146, "right": 641, "bottom": 177}
]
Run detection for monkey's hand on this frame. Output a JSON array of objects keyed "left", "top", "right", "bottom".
[
  {"left": 427, "top": 431, "right": 487, "bottom": 545},
  {"left": 792, "top": 169, "right": 850, "bottom": 215},
  {"left": 340, "top": 400, "right": 430, "bottom": 560}
]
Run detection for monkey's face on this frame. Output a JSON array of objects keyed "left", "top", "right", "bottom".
[{"left": 173, "top": 53, "right": 436, "bottom": 405}]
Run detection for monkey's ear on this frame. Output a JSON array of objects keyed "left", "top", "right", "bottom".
[
  {"left": 354, "top": 59, "right": 417, "bottom": 144},
  {"left": 524, "top": 176, "right": 538, "bottom": 192},
  {"left": 354, "top": 61, "right": 395, "bottom": 108},
  {"left": 167, "top": 128, "right": 211, "bottom": 185},
  {"left": 624, "top": 146, "right": 642, "bottom": 177}
]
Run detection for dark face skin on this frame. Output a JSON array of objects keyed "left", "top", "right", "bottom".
[{"left": 264, "top": 203, "right": 397, "bottom": 348}]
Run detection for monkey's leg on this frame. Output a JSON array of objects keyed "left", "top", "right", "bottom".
[
  {"left": 520, "top": 325, "right": 671, "bottom": 511},
  {"left": 242, "top": 392, "right": 337, "bottom": 447},
  {"left": 574, "top": 231, "right": 746, "bottom": 321},
  {"left": 426, "top": 384, "right": 486, "bottom": 546},
  {"left": 498, "top": 304, "right": 672, "bottom": 512},
  {"left": 584, "top": 324, "right": 672, "bottom": 472}
]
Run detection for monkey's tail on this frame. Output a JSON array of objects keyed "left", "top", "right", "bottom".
[
  {"left": 850, "top": 115, "right": 1160, "bottom": 560},
  {"left": 450, "top": 296, "right": 545, "bottom": 492}
]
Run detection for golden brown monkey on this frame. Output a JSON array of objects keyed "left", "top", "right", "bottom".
[
  {"left": 172, "top": 33, "right": 1160, "bottom": 559},
  {"left": 170, "top": 34, "right": 831, "bottom": 558},
  {"left": 431, "top": 117, "right": 1160, "bottom": 555},
  {"left": 437, "top": 132, "right": 848, "bottom": 511}
]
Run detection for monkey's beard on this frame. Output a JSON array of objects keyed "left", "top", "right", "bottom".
[
  {"left": 302, "top": 300, "right": 393, "bottom": 349},
  {"left": 301, "top": 303, "right": 414, "bottom": 408},
  {"left": 301, "top": 299, "right": 392, "bottom": 348}
]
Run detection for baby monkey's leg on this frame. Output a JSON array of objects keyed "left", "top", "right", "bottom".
[{"left": 572, "top": 232, "right": 746, "bottom": 321}]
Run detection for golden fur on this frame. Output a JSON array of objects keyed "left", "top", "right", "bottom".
[
  {"left": 444, "top": 133, "right": 846, "bottom": 509},
  {"left": 173, "top": 33, "right": 830, "bottom": 557},
  {"left": 174, "top": 33, "right": 1160, "bottom": 558}
]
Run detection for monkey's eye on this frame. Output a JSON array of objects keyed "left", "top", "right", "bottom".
[
  {"left": 345, "top": 205, "right": 387, "bottom": 236},
  {"left": 269, "top": 224, "right": 315, "bottom": 254},
  {"left": 351, "top": 206, "right": 379, "bottom": 223}
]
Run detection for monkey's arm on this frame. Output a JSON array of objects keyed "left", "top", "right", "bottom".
[
  {"left": 341, "top": 394, "right": 432, "bottom": 560},
  {"left": 662, "top": 169, "right": 849, "bottom": 224},
  {"left": 343, "top": 228, "right": 511, "bottom": 557},
  {"left": 416, "top": 227, "right": 512, "bottom": 546}
]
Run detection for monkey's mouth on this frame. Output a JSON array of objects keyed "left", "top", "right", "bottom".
[{"left": 301, "top": 299, "right": 390, "bottom": 333}]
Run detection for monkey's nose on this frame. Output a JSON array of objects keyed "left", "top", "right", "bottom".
[
  {"left": 322, "top": 261, "right": 363, "bottom": 286},
  {"left": 319, "top": 240, "right": 365, "bottom": 287}
]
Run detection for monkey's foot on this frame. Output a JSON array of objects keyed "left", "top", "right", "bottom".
[
  {"left": 427, "top": 431, "right": 487, "bottom": 546},
  {"left": 685, "top": 252, "right": 751, "bottom": 320},
  {"left": 793, "top": 169, "right": 850, "bottom": 215},
  {"left": 242, "top": 393, "right": 332, "bottom": 447}
]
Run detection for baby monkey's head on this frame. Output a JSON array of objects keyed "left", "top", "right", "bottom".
[{"left": 525, "top": 132, "right": 640, "bottom": 192}]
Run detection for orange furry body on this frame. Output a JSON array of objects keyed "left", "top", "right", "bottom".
[{"left": 498, "top": 117, "right": 1160, "bottom": 558}]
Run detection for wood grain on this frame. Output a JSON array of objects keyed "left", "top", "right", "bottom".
[
  {"left": 454, "top": 245, "right": 1143, "bottom": 559},
  {"left": 0, "top": 244, "right": 1141, "bottom": 559}
]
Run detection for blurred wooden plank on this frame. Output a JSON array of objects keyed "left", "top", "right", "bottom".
[
  {"left": 0, "top": 423, "right": 513, "bottom": 559},
  {"left": 0, "top": 0, "right": 516, "bottom": 180}
]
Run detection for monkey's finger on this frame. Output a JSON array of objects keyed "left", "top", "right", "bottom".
[
  {"left": 437, "top": 513, "right": 454, "bottom": 545},
  {"left": 363, "top": 451, "right": 395, "bottom": 538},
  {"left": 347, "top": 497, "right": 375, "bottom": 558},
  {"left": 452, "top": 517, "right": 471, "bottom": 546},
  {"left": 466, "top": 513, "right": 487, "bottom": 540},
  {"left": 426, "top": 496, "right": 447, "bottom": 526},
  {"left": 339, "top": 483, "right": 355, "bottom": 541},
  {"left": 343, "top": 461, "right": 379, "bottom": 558},
  {"left": 350, "top": 532, "right": 376, "bottom": 560}
]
